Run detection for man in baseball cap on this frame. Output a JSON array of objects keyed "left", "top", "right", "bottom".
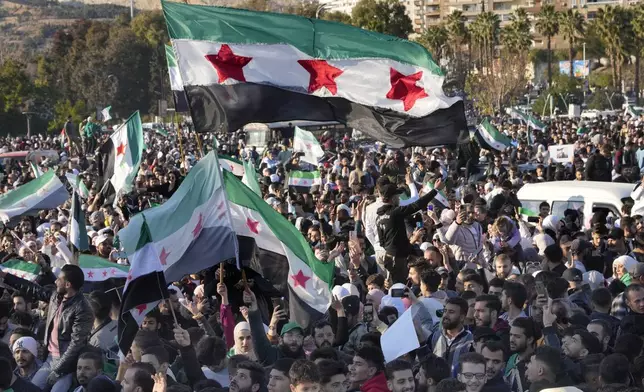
[
  {"left": 13, "top": 336, "right": 40, "bottom": 382},
  {"left": 563, "top": 268, "right": 592, "bottom": 314}
]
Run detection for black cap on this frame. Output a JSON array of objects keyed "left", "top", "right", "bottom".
[
  {"left": 562, "top": 267, "right": 583, "bottom": 283},
  {"left": 341, "top": 295, "right": 361, "bottom": 316},
  {"left": 608, "top": 228, "right": 624, "bottom": 240},
  {"left": 380, "top": 184, "right": 404, "bottom": 200},
  {"left": 543, "top": 244, "right": 564, "bottom": 264}
]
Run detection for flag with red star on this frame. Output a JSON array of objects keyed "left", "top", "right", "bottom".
[
  {"left": 223, "top": 170, "right": 333, "bottom": 328},
  {"left": 115, "top": 152, "right": 238, "bottom": 284},
  {"left": 0, "top": 170, "right": 68, "bottom": 223},
  {"left": 117, "top": 218, "right": 168, "bottom": 358},
  {"left": 97, "top": 111, "right": 144, "bottom": 207},
  {"left": 293, "top": 127, "right": 324, "bottom": 165},
  {"left": 162, "top": 1, "right": 467, "bottom": 148},
  {"left": 0, "top": 260, "right": 41, "bottom": 282},
  {"left": 287, "top": 170, "right": 322, "bottom": 193},
  {"left": 79, "top": 255, "right": 129, "bottom": 282}
]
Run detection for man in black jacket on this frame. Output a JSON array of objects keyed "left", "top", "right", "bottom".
[
  {"left": 585, "top": 144, "right": 612, "bottom": 182},
  {"left": 376, "top": 179, "right": 441, "bottom": 283},
  {"left": 0, "top": 264, "right": 92, "bottom": 392}
]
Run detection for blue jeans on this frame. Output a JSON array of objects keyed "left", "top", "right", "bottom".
[{"left": 32, "top": 355, "right": 73, "bottom": 392}]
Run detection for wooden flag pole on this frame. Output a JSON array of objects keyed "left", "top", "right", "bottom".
[{"left": 219, "top": 263, "right": 224, "bottom": 285}]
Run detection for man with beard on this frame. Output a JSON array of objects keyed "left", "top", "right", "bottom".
[
  {"left": 420, "top": 297, "right": 473, "bottom": 376},
  {"left": 244, "top": 288, "right": 305, "bottom": 366},
  {"left": 0, "top": 264, "right": 92, "bottom": 392},
  {"left": 385, "top": 360, "right": 415, "bottom": 392},
  {"left": 416, "top": 355, "right": 450, "bottom": 392},
  {"left": 480, "top": 341, "right": 510, "bottom": 392},
  {"left": 505, "top": 318, "right": 540, "bottom": 392},
  {"left": 229, "top": 361, "right": 266, "bottom": 392},
  {"left": 12, "top": 337, "right": 40, "bottom": 384},
  {"left": 73, "top": 351, "right": 103, "bottom": 392},
  {"left": 312, "top": 321, "right": 335, "bottom": 349},
  {"left": 121, "top": 362, "right": 154, "bottom": 392},
  {"left": 494, "top": 255, "right": 513, "bottom": 280}
]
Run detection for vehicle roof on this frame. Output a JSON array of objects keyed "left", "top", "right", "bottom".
[{"left": 517, "top": 181, "right": 633, "bottom": 201}]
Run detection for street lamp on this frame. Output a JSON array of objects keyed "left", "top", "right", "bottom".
[{"left": 21, "top": 111, "right": 35, "bottom": 138}]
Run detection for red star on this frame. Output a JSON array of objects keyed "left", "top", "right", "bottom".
[
  {"left": 116, "top": 143, "right": 127, "bottom": 156},
  {"left": 192, "top": 213, "right": 204, "bottom": 238},
  {"left": 298, "top": 60, "right": 344, "bottom": 95},
  {"left": 246, "top": 217, "right": 259, "bottom": 234},
  {"left": 205, "top": 45, "right": 252, "bottom": 83},
  {"left": 127, "top": 272, "right": 132, "bottom": 281},
  {"left": 159, "top": 247, "right": 170, "bottom": 266},
  {"left": 290, "top": 270, "right": 311, "bottom": 289},
  {"left": 135, "top": 304, "right": 147, "bottom": 315},
  {"left": 20, "top": 274, "right": 26, "bottom": 279},
  {"left": 111, "top": 269, "right": 116, "bottom": 275},
  {"left": 102, "top": 271, "right": 108, "bottom": 277},
  {"left": 87, "top": 271, "right": 94, "bottom": 278},
  {"left": 386, "top": 67, "right": 428, "bottom": 111}
]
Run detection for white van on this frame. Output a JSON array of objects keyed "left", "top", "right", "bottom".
[{"left": 516, "top": 181, "right": 634, "bottom": 229}]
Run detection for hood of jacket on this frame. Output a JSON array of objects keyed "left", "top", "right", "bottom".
[
  {"left": 376, "top": 204, "right": 394, "bottom": 216},
  {"left": 361, "top": 372, "right": 390, "bottom": 392}
]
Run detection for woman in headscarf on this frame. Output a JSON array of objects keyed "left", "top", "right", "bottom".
[
  {"left": 227, "top": 321, "right": 256, "bottom": 361},
  {"left": 612, "top": 255, "right": 638, "bottom": 286}
]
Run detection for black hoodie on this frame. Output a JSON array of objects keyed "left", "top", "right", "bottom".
[{"left": 376, "top": 189, "right": 437, "bottom": 257}]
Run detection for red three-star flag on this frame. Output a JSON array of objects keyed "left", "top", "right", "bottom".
[{"left": 164, "top": 1, "right": 467, "bottom": 148}]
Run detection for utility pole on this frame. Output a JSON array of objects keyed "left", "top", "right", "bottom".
[{"left": 130, "top": 0, "right": 134, "bottom": 20}]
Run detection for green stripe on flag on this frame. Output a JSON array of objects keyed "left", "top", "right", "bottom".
[
  {"left": 165, "top": 44, "right": 177, "bottom": 68},
  {"left": 519, "top": 207, "right": 539, "bottom": 217},
  {"left": 223, "top": 170, "right": 333, "bottom": 286},
  {"left": 162, "top": 1, "right": 443, "bottom": 76},
  {"left": 0, "top": 171, "right": 57, "bottom": 208},
  {"left": 290, "top": 171, "right": 321, "bottom": 180},
  {"left": 0, "top": 260, "right": 40, "bottom": 281}
]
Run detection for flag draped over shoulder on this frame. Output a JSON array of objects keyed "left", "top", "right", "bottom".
[
  {"left": 97, "top": 111, "right": 144, "bottom": 206},
  {"left": 117, "top": 218, "right": 168, "bottom": 357},
  {"left": 293, "top": 127, "right": 324, "bottom": 165},
  {"left": 117, "top": 151, "right": 238, "bottom": 284},
  {"left": 224, "top": 170, "right": 333, "bottom": 327},
  {"left": 162, "top": 1, "right": 468, "bottom": 148},
  {"left": 0, "top": 171, "right": 68, "bottom": 223},
  {"left": 166, "top": 44, "right": 190, "bottom": 112},
  {"left": 476, "top": 119, "right": 511, "bottom": 152}
]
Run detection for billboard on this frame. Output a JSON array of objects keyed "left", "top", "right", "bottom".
[{"left": 558, "top": 60, "right": 589, "bottom": 78}]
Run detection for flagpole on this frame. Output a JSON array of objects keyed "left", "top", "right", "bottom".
[
  {"left": 195, "top": 133, "right": 204, "bottom": 158},
  {"left": 177, "top": 126, "right": 186, "bottom": 175}
]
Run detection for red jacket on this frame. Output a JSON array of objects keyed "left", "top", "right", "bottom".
[{"left": 361, "top": 372, "right": 390, "bottom": 392}]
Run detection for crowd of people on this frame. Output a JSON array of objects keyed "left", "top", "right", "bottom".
[{"left": 2, "top": 111, "right": 644, "bottom": 392}]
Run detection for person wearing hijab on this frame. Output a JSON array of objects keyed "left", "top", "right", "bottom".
[
  {"left": 612, "top": 255, "right": 638, "bottom": 286},
  {"left": 227, "top": 322, "right": 256, "bottom": 361}
]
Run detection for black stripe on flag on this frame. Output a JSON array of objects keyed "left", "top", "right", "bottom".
[
  {"left": 117, "top": 270, "right": 168, "bottom": 356},
  {"left": 238, "top": 235, "right": 325, "bottom": 329},
  {"left": 185, "top": 84, "right": 468, "bottom": 148},
  {"left": 173, "top": 90, "right": 190, "bottom": 113}
]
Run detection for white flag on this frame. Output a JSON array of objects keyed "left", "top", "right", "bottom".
[
  {"left": 101, "top": 106, "right": 112, "bottom": 122},
  {"left": 293, "top": 127, "right": 324, "bottom": 165}
]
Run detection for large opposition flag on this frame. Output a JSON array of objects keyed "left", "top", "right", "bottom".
[
  {"left": 0, "top": 171, "right": 68, "bottom": 223},
  {"left": 0, "top": 260, "right": 40, "bottom": 282},
  {"left": 117, "top": 151, "right": 238, "bottom": 284},
  {"left": 224, "top": 170, "right": 333, "bottom": 327},
  {"left": 165, "top": 44, "right": 190, "bottom": 113},
  {"left": 476, "top": 119, "right": 511, "bottom": 152},
  {"left": 79, "top": 254, "right": 129, "bottom": 281},
  {"left": 219, "top": 155, "right": 245, "bottom": 177},
  {"left": 101, "top": 106, "right": 112, "bottom": 122},
  {"left": 293, "top": 127, "right": 324, "bottom": 165},
  {"left": 117, "top": 218, "right": 168, "bottom": 357},
  {"left": 97, "top": 111, "right": 144, "bottom": 206},
  {"left": 162, "top": 1, "right": 468, "bottom": 148}
]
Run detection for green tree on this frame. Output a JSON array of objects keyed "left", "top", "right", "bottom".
[
  {"left": 445, "top": 10, "right": 468, "bottom": 57},
  {"left": 322, "top": 10, "right": 352, "bottom": 24},
  {"left": 535, "top": 4, "right": 559, "bottom": 87},
  {"left": 471, "top": 12, "right": 500, "bottom": 74},
  {"left": 49, "top": 99, "right": 87, "bottom": 132},
  {"left": 285, "top": 0, "right": 320, "bottom": 17},
  {"left": 0, "top": 60, "right": 33, "bottom": 113},
  {"left": 351, "top": 0, "right": 412, "bottom": 38},
  {"left": 131, "top": 11, "right": 168, "bottom": 48},
  {"left": 632, "top": 4, "right": 644, "bottom": 102},
  {"left": 559, "top": 9, "right": 585, "bottom": 78},
  {"left": 501, "top": 8, "right": 532, "bottom": 54},
  {"left": 445, "top": 10, "right": 469, "bottom": 87},
  {"left": 418, "top": 25, "right": 448, "bottom": 63},
  {"left": 594, "top": 6, "right": 630, "bottom": 88}
]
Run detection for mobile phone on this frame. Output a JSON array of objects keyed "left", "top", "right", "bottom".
[
  {"left": 416, "top": 221, "right": 423, "bottom": 229},
  {"left": 536, "top": 281, "right": 547, "bottom": 297},
  {"left": 363, "top": 304, "right": 374, "bottom": 323},
  {"left": 391, "top": 288, "right": 405, "bottom": 298}
]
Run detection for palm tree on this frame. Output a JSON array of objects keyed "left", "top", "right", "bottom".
[
  {"left": 595, "top": 6, "right": 629, "bottom": 88},
  {"left": 473, "top": 12, "right": 500, "bottom": 74},
  {"left": 445, "top": 11, "right": 469, "bottom": 58},
  {"left": 632, "top": 4, "right": 644, "bottom": 102},
  {"left": 501, "top": 8, "right": 533, "bottom": 53},
  {"left": 535, "top": 4, "right": 560, "bottom": 87},
  {"left": 559, "top": 9, "right": 585, "bottom": 78},
  {"left": 469, "top": 16, "right": 484, "bottom": 71},
  {"left": 418, "top": 25, "right": 449, "bottom": 63}
]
